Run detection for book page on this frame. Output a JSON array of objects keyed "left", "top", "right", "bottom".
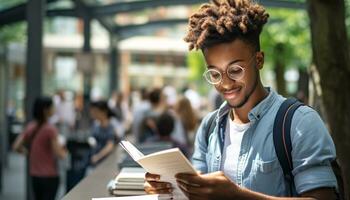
[{"left": 120, "top": 141, "right": 144, "bottom": 161}]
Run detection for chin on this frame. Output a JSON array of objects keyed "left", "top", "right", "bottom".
[
  {"left": 226, "top": 92, "right": 250, "bottom": 108},
  {"left": 227, "top": 99, "right": 245, "bottom": 108}
]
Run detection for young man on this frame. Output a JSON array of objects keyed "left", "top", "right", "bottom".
[{"left": 145, "top": 0, "right": 338, "bottom": 199}]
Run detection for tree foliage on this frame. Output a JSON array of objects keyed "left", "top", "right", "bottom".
[
  {"left": 0, "top": 23, "right": 26, "bottom": 45},
  {"left": 187, "top": 50, "right": 206, "bottom": 81},
  {"left": 261, "top": 8, "right": 311, "bottom": 71}
]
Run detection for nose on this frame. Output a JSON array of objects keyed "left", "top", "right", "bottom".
[{"left": 220, "top": 73, "right": 235, "bottom": 89}]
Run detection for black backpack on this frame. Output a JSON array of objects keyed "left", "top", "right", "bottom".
[{"left": 205, "top": 98, "right": 344, "bottom": 198}]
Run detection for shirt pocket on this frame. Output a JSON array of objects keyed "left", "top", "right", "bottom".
[
  {"left": 251, "top": 159, "right": 284, "bottom": 196},
  {"left": 255, "top": 159, "right": 280, "bottom": 173}
]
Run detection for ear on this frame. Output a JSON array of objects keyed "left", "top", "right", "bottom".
[{"left": 256, "top": 51, "right": 264, "bottom": 70}]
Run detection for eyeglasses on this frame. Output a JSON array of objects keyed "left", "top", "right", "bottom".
[{"left": 203, "top": 54, "right": 256, "bottom": 85}]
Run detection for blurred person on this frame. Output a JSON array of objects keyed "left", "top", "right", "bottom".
[
  {"left": 12, "top": 96, "right": 67, "bottom": 200},
  {"left": 148, "top": 111, "right": 190, "bottom": 157},
  {"left": 138, "top": 88, "right": 167, "bottom": 143},
  {"left": 51, "top": 90, "right": 76, "bottom": 134},
  {"left": 109, "top": 91, "right": 132, "bottom": 138},
  {"left": 173, "top": 96, "right": 198, "bottom": 149},
  {"left": 131, "top": 88, "right": 151, "bottom": 143},
  {"left": 163, "top": 85, "right": 178, "bottom": 108},
  {"left": 183, "top": 84, "right": 202, "bottom": 111},
  {"left": 145, "top": 0, "right": 338, "bottom": 199},
  {"left": 89, "top": 100, "right": 116, "bottom": 166}
]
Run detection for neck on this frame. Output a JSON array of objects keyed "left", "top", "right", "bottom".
[
  {"left": 159, "top": 135, "right": 172, "bottom": 141},
  {"left": 100, "top": 117, "right": 109, "bottom": 127},
  {"left": 231, "top": 83, "right": 267, "bottom": 124}
]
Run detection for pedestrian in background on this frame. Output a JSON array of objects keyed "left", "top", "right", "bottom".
[{"left": 13, "top": 96, "right": 67, "bottom": 200}]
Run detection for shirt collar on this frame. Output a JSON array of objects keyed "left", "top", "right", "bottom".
[{"left": 216, "top": 87, "right": 279, "bottom": 123}]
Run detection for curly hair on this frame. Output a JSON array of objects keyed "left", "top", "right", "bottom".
[{"left": 184, "top": 0, "right": 269, "bottom": 51}]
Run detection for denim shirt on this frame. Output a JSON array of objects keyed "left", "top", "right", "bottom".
[{"left": 192, "top": 88, "right": 337, "bottom": 196}]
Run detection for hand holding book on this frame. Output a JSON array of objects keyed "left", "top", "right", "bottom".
[
  {"left": 119, "top": 141, "right": 197, "bottom": 200},
  {"left": 144, "top": 172, "right": 173, "bottom": 194}
]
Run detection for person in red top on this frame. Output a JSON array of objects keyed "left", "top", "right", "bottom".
[{"left": 13, "top": 96, "right": 67, "bottom": 200}]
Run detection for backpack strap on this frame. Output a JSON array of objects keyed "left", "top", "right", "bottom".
[
  {"left": 273, "top": 98, "right": 304, "bottom": 196},
  {"left": 205, "top": 110, "right": 219, "bottom": 145}
]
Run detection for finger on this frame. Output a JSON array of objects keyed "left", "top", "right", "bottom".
[
  {"left": 175, "top": 173, "right": 204, "bottom": 186},
  {"left": 147, "top": 181, "right": 172, "bottom": 190},
  {"left": 146, "top": 189, "right": 173, "bottom": 194},
  {"left": 176, "top": 180, "right": 205, "bottom": 194},
  {"left": 145, "top": 172, "right": 160, "bottom": 181},
  {"left": 177, "top": 182, "right": 205, "bottom": 200},
  {"left": 145, "top": 185, "right": 173, "bottom": 194},
  {"left": 176, "top": 178, "right": 201, "bottom": 187}
]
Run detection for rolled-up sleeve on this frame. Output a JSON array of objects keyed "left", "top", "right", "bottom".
[{"left": 291, "top": 107, "right": 338, "bottom": 194}]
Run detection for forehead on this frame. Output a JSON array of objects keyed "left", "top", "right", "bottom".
[{"left": 203, "top": 39, "right": 254, "bottom": 68}]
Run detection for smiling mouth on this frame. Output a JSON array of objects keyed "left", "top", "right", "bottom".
[{"left": 223, "top": 87, "right": 241, "bottom": 99}]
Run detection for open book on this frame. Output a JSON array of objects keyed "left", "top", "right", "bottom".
[{"left": 119, "top": 141, "right": 197, "bottom": 200}]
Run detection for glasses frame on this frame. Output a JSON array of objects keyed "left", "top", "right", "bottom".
[{"left": 203, "top": 54, "right": 256, "bottom": 85}]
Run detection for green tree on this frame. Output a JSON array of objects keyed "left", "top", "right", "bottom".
[
  {"left": 307, "top": 0, "right": 350, "bottom": 199},
  {"left": 0, "top": 23, "right": 26, "bottom": 44},
  {"left": 186, "top": 50, "right": 209, "bottom": 94},
  {"left": 261, "top": 9, "right": 311, "bottom": 96}
]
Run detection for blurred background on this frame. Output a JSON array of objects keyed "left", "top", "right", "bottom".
[{"left": 0, "top": 0, "right": 350, "bottom": 200}]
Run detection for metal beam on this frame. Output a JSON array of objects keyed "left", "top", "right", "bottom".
[
  {"left": 109, "top": 35, "right": 119, "bottom": 95},
  {"left": 83, "top": 14, "right": 91, "bottom": 52},
  {"left": 93, "top": 0, "right": 305, "bottom": 16},
  {"left": 0, "top": 4, "right": 26, "bottom": 26},
  {"left": 114, "top": 18, "right": 188, "bottom": 34},
  {"left": 93, "top": 0, "right": 208, "bottom": 16},
  {"left": 26, "top": 1, "right": 45, "bottom": 199},
  {"left": 46, "top": 8, "right": 77, "bottom": 17},
  {"left": 0, "top": 0, "right": 57, "bottom": 26},
  {"left": 0, "top": 0, "right": 305, "bottom": 27},
  {"left": 114, "top": 17, "right": 282, "bottom": 40},
  {"left": 72, "top": 0, "right": 114, "bottom": 34}
]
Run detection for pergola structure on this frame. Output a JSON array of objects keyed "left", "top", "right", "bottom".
[
  {"left": 0, "top": 0, "right": 305, "bottom": 199},
  {"left": 0, "top": 0, "right": 305, "bottom": 114}
]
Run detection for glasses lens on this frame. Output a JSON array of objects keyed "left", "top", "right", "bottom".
[
  {"left": 227, "top": 64, "right": 244, "bottom": 80},
  {"left": 204, "top": 69, "right": 221, "bottom": 84}
]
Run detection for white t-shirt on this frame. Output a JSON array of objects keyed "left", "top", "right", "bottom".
[{"left": 221, "top": 116, "right": 250, "bottom": 182}]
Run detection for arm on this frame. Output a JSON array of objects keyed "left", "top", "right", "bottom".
[
  {"left": 12, "top": 133, "right": 28, "bottom": 155},
  {"left": 175, "top": 172, "right": 336, "bottom": 200},
  {"left": 51, "top": 134, "right": 67, "bottom": 159},
  {"left": 91, "top": 140, "right": 114, "bottom": 164},
  {"left": 290, "top": 108, "right": 337, "bottom": 194}
]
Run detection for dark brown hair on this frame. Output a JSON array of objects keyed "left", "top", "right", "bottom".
[{"left": 184, "top": 0, "right": 269, "bottom": 51}]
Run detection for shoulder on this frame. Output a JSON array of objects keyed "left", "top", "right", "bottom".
[
  {"left": 41, "top": 123, "right": 58, "bottom": 136},
  {"left": 292, "top": 106, "right": 326, "bottom": 132},
  {"left": 290, "top": 105, "right": 335, "bottom": 157},
  {"left": 200, "top": 110, "right": 218, "bottom": 128},
  {"left": 195, "top": 109, "right": 219, "bottom": 140},
  {"left": 22, "top": 122, "right": 37, "bottom": 137}
]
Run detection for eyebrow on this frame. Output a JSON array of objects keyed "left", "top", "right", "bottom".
[{"left": 207, "top": 59, "right": 244, "bottom": 69}]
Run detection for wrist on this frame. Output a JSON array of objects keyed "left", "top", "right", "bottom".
[{"left": 232, "top": 186, "right": 252, "bottom": 200}]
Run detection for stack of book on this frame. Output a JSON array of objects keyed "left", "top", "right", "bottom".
[{"left": 111, "top": 167, "right": 147, "bottom": 196}]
